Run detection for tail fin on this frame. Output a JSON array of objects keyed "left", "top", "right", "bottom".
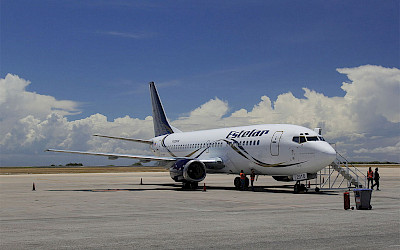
[{"left": 149, "top": 82, "right": 180, "bottom": 137}]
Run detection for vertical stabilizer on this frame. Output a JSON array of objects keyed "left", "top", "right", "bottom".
[{"left": 149, "top": 82, "right": 176, "bottom": 137}]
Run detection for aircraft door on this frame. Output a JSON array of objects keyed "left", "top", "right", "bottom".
[{"left": 270, "top": 131, "right": 283, "bottom": 156}]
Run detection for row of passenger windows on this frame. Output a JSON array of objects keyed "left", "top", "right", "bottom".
[
  {"left": 166, "top": 140, "right": 261, "bottom": 150},
  {"left": 167, "top": 142, "right": 224, "bottom": 150},
  {"left": 292, "top": 136, "right": 325, "bottom": 144},
  {"left": 230, "top": 140, "right": 261, "bottom": 146}
]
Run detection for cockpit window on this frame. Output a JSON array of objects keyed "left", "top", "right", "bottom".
[
  {"left": 293, "top": 136, "right": 307, "bottom": 143},
  {"left": 293, "top": 135, "right": 320, "bottom": 144}
]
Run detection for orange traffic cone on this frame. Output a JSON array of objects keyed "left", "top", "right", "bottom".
[
  {"left": 32, "top": 182, "right": 36, "bottom": 191},
  {"left": 203, "top": 183, "right": 206, "bottom": 192}
]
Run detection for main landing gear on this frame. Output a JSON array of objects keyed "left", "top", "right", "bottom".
[
  {"left": 234, "top": 177, "right": 249, "bottom": 190},
  {"left": 293, "top": 181, "right": 308, "bottom": 194}
]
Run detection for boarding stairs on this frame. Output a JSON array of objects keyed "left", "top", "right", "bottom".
[{"left": 315, "top": 152, "right": 366, "bottom": 191}]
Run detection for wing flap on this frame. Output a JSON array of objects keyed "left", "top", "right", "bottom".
[
  {"left": 93, "top": 134, "right": 153, "bottom": 145},
  {"left": 46, "top": 149, "right": 179, "bottom": 161}
]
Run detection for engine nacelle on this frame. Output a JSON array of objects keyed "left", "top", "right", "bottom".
[{"left": 170, "top": 159, "right": 206, "bottom": 183}]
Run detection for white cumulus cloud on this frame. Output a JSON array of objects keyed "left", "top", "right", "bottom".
[{"left": 0, "top": 65, "right": 399, "bottom": 166}]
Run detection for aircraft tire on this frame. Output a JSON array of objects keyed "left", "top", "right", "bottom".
[
  {"left": 300, "top": 184, "right": 306, "bottom": 192},
  {"left": 234, "top": 177, "right": 241, "bottom": 189},
  {"left": 294, "top": 184, "right": 299, "bottom": 194},
  {"left": 190, "top": 182, "right": 198, "bottom": 190}
]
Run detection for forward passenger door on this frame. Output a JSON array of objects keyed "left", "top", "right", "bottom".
[{"left": 270, "top": 131, "right": 283, "bottom": 156}]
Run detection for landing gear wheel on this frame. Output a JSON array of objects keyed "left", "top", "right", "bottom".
[
  {"left": 294, "top": 181, "right": 307, "bottom": 194},
  {"left": 301, "top": 184, "right": 308, "bottom": 193},
  {"left": 183, "top": 182, "right": 198, "bottom": 190},
  {"left": 190, "top": 182, "right": 198, "bottom": 190},
  {"left": 294, "top": 183, "right": 300, "bottom": 194},
  {"left": 234, "top": 177, "right": 241, "bottom": 189},
  {"left": 315, "top": 187, "right": 320, "bottom": 193}
]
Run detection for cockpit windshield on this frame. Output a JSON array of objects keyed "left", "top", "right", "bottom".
[{"left": 292, "top": 135, "right": 325, "bottom": 144}]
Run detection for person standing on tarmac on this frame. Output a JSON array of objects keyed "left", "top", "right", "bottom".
[
  {"left": 367, "top": 167, "right": 374, "bottom": 189},
  {"left": 240, "top": 170, "right": 246, "bottom": 190},
  {"left": 372, "top": 168, "right": 380, "bottom": 191},
  {"left": 250, "top": 169, "right": 256, "bottom": 191}
]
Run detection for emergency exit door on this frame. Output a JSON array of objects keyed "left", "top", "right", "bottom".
[{"left": 270, "top": 131, "right": 283, "bottom": 156}]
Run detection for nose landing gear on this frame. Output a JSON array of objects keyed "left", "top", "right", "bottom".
[{"left": 294, "top": 181, "right": 308, "bottom": 194}]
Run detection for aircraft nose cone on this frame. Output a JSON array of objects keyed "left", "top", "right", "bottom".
[{"left": 320, "top": 144, "right": 337, "bottom": 164}]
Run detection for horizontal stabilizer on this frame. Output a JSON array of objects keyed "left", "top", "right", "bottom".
[{"left": 93, "top": 134, "right": 153, "bottom": 145}]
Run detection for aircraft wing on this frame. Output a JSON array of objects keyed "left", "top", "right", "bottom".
[
  {"left": 93, "top": 134, "right": 153, "bottom": 145},
  {"left": 46, "top": 149, "right": 182, "bottom": 161}
]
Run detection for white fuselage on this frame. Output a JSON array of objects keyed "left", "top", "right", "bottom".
[{"left": 150, "top": 124, "right": 336, "bottom": 176}]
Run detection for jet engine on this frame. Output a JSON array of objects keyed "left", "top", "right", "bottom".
[{"left": 169, "top": 159, "right": 206, "bottom": 183}]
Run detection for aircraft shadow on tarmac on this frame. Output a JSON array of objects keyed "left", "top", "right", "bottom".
[{"left": 47, "top": 183, "right": 338, "bottom": 195}]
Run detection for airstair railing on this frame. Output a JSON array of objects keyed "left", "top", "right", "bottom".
[
  {"left": 335, "top": 152, "right": 367, "bottom": 188},
  {"left": 316, "top": 151, "right": 367, "bottom": 190}
]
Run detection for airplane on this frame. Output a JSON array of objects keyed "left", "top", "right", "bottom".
[{"left": 47, "top": 82, "right": 337, "bottom": 193}]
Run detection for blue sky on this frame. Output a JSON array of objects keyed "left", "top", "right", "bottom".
[
  {"left": 2, "top": 0, "right": 398, "bottom": 119},
  {"left": 1, "top": 0, "right": 399, "bottom": 165}
]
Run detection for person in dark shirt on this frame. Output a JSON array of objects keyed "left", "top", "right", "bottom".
[
  {"left": 250, "top": 169, "right": 256, "bottom": 191},
  {"left": 372, "top": 168, "right": 380, "bottom": 191}
]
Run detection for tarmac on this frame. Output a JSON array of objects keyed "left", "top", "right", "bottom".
[{"left": 1, "top": 168, "right": 399, "bottom": 249}]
